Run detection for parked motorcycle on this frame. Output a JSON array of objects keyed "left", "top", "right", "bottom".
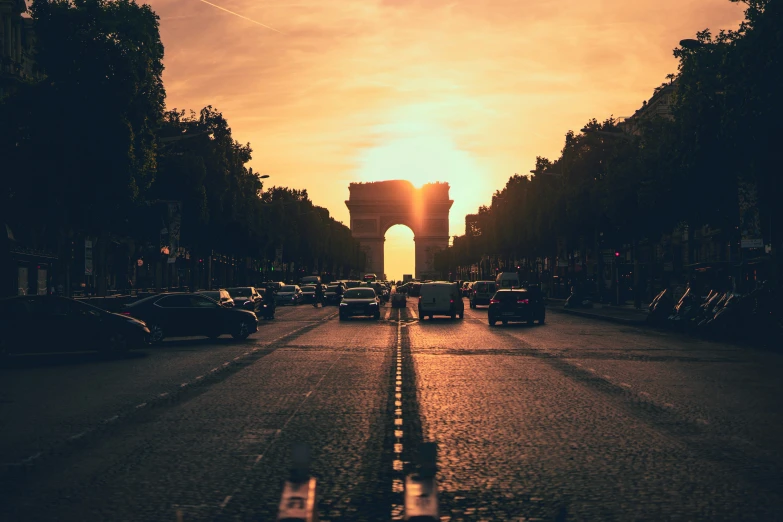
[
  {"left": 646, "top": 289, "right": 674, "bottom": 325},
  {"left": 564, "top": 286, "right": 593, "bottom": 308}
]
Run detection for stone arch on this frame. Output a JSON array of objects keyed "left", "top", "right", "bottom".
[{"left": 345, "top": 180, "right": 453, "bottom": 280}]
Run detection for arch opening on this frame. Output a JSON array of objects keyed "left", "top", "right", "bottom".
[{"left": 384, "top": 225, "right": 415, "bottom": 282}]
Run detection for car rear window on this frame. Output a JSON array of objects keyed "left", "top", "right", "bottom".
[
  {"left": 494, "top": 290, "right": 527, "bottom": 302},
  {"left": 345, "top": 288, "right": 376, "bottom": 299},
  {"left": 476, "top": 282, "right": 496, "bottom": 293}
]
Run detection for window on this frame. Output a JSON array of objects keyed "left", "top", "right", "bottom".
[
  {"left": 156, "top": 295, "right": 193, "bottom": 308},
  {"left": 345, "top": 288, "right": 376, "bottom": 299},
  {"left": 494, "top": 291, "right": 526, "bottom": 303},
  {"left": 200, "top": 292, "right": 220, "bottom": 301},
  {"left": 190, "top": 296, "right": 218, "bottom": 308}
]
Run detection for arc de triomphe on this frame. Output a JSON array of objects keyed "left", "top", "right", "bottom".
[{"left": 345, "top": 180, "right": 453, "bottom": 280}]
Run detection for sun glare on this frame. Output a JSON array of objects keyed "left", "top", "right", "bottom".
[{"left": 355, "top": 115, "right": 493, "bottom": 237}]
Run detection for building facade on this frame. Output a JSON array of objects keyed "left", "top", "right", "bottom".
[{"left": 0, "top": 0, "right": 36, "bottom": 99}]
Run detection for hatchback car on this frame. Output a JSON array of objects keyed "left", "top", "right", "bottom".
[
  {"left": 225, "top": 287, "right": 263, "bottom": 312},
  {"left": 487, "top": 288, "right": 545, "bottom": 326},
  {"left": 470, "top": 281, "right": 497, "bottom": 308},
  {"left": 276, "top": 285, "right": 303, "bottom": 305}
]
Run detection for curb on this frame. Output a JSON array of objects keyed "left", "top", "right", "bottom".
[{"left": 551, "top": 307, "right": 647, "bottom": 326}]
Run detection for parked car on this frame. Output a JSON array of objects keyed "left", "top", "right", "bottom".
[
  {"left": 300, "top": 285, "right": 317, "bottom": 304},
  {"left": 198, "top": 289, "right": 235, "bottom": 308},
  {"left": 122, "top": 293, "right": 258, "bottom": 343},
  {"left": 0, "top": 295, "right": 150, "bottom": 358},
  {"left": 276, "top": 285, "right": 303, "bottom": 305},
  {"left": 408, "top": 282, "right": 422, "bottom": 298},
  {"left": 418, "top": 282, "right": 464, "bottom": 320},
  {"left": 339, "top": 288, "right": 381, "bottom": 320},
  {"left": 461, "top": 282, "right": 473, "bottom": 298},
  {"left": 324, "top": 284, "right": 344, "bottom": 306},
  {"left": 470, "top": 281, "right": 497, "bottom": 308},
  {"left": 225, "top": 287, "right": 264, "bottom": 313},
  {"left": 488, "top": 288, "right": 545, "bottom": 326},
  {"left": 300, "top": 275, "right": 321, "bottom": 286}
]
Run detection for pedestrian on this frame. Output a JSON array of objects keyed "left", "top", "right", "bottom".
[{"left": 314, "top": 281, "right": 324, "bottom": 308}]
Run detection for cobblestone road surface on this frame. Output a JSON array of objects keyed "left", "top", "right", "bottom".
[{"left": 0, "top": 299, "right": 781, "bottom": 521}]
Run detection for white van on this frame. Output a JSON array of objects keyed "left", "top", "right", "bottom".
[
  {"left": 418, "top": 282, "right": 464, "bottom": 320},
  {"left": 496, "top": 272, "right": 520, "bottom": 289}
]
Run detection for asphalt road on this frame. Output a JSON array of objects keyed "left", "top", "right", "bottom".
[{"left": 1, "top": 299, "right": 782, "bottom": 521}]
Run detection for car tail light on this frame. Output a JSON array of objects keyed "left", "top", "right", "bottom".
[
  {"left": 449, "top": 299, "right": 454, "bottom": 303},
  {"left": 121, "top": 311, "right": 131, "bottom": 316},
  {"left": 517, "top": 299, "right": 529, "bottom": 304},
  {"left": 490, "top": 299, "right": 500, "bottom": 304}
]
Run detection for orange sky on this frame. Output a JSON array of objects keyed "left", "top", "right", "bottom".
[{"left": 149, "top": 0, "right": 744, "bottom": 280}]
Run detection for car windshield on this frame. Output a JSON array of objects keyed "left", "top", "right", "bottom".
[
  {"left": 301, "top": 286, "right": 316, "bottom": 291},
  {"left": 227, "top": 288, "right": 252, "bottom": 297},
  {"left": 280, "top": 286, "right": 297, "bottom": 292},
  {"left": 344, "top": 288, "right": 375, "bottom": 299}
]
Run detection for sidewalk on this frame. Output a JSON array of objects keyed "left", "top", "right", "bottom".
[{"left": 547, "top": 298, "right": 648, "bottom": 326}]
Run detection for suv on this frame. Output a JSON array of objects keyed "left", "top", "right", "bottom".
[
  {"left": 470, "top": 281, "right": 497, "bottom": 308},
  {"left": 418, "top": 282, "right": 464, "bottom": 320},
  {"left": 488, "top": 288, "right": 545, "bottom": 326}
]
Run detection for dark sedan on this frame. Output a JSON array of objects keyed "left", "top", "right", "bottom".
[
  {"left": 488, "top": 288, "right": 545, "bottom": 326},
  {"left": 300, "top": 285, "right": 317, "bottom": 304},
  {"left": 226, "top": 287, "right": 263, "bottom": 312},
  {"left": 323, "top": 284, "right": 343, "bottom": 306},
  {"left": 0, "top": 295, "right": 150, "bottom": 357},
  {"left": 339, "top": 288, "right": 381, "bottom": 320},
  {"left": 122, "top": 293, "right": 258, "bottom": 343}
]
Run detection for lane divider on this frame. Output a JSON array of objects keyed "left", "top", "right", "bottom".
[
  {"left": 404, "top": 442, "right": 439, "bottom": 521},
  {"left": 276, "top": 443, "right": 318, "bottom": 522}
]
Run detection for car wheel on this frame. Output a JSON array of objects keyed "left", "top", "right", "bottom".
[
  {"left": 374, "top": 312, "right": 381, "bottom": 320},
  {"left": 148, "top": 324, "right": 164, "bottom": 344},
  {"left": 527, "top": 318, "right": 535, "bottom": 326},
  {"left": 502, "top": 320, "right": 508, "bottom": 325},
  {"left": 489, "top": 318, "right": 496, "bottom": 326},
  {"left": 339, "top": 314, "right": 346, "bottom": 321},
  {"left": 232, "top": 320, "right": 251, "bottom": 340},
  {"left": 451, "top": 313, "right": 456, "bottom": 320},
  {"left": 106, "top": 331, "right": 130, "bottom": 355},
  {"left": 458, "top": 312, "right": 464, "bottom": 319},
  {"left": 207, "top": 333, "right": 221, "bottom": 339},
  {"left": 539, "top": 311, "right": 546, "bottom": 324}
]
